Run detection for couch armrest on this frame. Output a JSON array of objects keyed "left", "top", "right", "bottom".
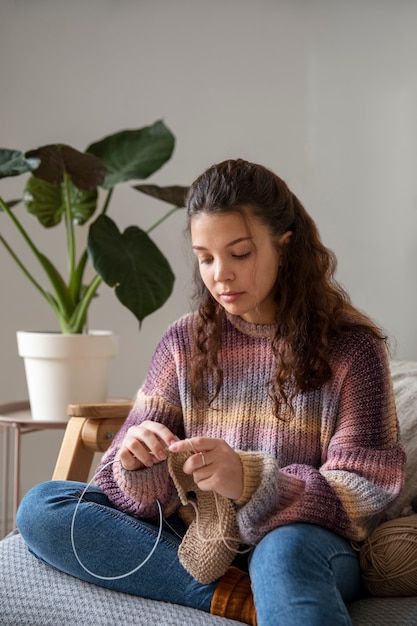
[{"left": 52, "top": 402, "right": 133, "bottom": 482}]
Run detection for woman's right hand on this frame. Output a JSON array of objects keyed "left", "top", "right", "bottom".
[{"left": 117, "top": 421, "right": 179, "bottom": 471}]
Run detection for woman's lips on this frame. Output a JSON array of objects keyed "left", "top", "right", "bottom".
[{"left": 219, "top": 292, "right": 243, "bottom": 303}]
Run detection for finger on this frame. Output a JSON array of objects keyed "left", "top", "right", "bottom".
[
  {"left": 139, "top": 421, "right": 180, "bottom": 453},
  {"left": 118, "top": 446, "right": 147, "bottom": 471},
  {"left": 168, "top": 437, "right": 215, "bottom": 454},
  {"left": 182, "top": 450, "right": 212, "bottom": 477},
  {"left": 119, "top": 428, "right": 154, "bottom": 465},
  {"left": 186, "top": 450, "right": 208, "bottom": 469},
  {"left": 128, "top": 423, "right": 179, "bottom": 462},
  {"left": 118, "top": 432, "right": 162, "bottom": 469}
]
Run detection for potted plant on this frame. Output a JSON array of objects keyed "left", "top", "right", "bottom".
[{"left": 0, "top": 120, "right": 188, "bottom": 420}]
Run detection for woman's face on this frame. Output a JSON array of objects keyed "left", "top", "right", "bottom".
[{"left": 191, "top": 210, "right": 290, "bottom": 324}]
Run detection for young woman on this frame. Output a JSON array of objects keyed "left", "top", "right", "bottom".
[{"left": 17, "top": 159, "right": 405, "bottom": 626}]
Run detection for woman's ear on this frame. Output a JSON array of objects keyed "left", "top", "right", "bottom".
[{"left": 279, "top": 230, "right": 293, "bottom": 246}]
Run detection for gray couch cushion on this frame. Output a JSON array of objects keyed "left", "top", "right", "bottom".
[
  {"left": 1, "top": 532, "right": 417, "bottom": 625},
  {"left": 0, "top": 532, "right": 241, "bottom": 626},
  {"left": 348, "top": 597, "right": 417, "bottom": 626},
  {"left": 386, "top": 361, "right": 417, "bottom": 518}
]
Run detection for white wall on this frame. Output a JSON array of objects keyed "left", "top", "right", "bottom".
[{"left": 1, "top": 0, "right": 416, "bottom": 522}]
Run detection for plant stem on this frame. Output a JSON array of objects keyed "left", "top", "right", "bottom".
[
  {"left": 0, "top": 232, "right": 60, "bottom": 315},
  {"left": 102, "top": 188, "right": 114, "bottom": 215},
  {"left": 68, "top": 274, "right": 102, "bottom": 333},
  {"left": 0, "top": 195, "right": 74, "bottom": 323},
  {"left": 73, "top": 250, "right": 89, "bottom": 302},
  {"left": 146, "top": 206, "right": 180, "bottom": 234},
  {"left": 0, "top": 197, "right": 42, "bottom": 259},
  {"left": 63, "top": 174, "right": 77, "bottom": 290}
]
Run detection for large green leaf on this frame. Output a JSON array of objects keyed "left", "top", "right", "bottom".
[
  {"left": 24, "top": 176, "right": 98, "bottom": 228},
  {"left": 65, "top": 181, "right": 98, "bottom": 225},
  {"left": 86, "top": 120, "right": 175, "bottom": 190},
  {"left": 134, "top": 184, "right": 189, "bottom": 207},
  {"left": 25, "top": 144, "right": 106, "bottom": 191},
  {"left": 88, "top": 214, "right": 175, "bottom": 324},
  {"left": 0, "top": 149, "right": 40, "bottom": 179}
]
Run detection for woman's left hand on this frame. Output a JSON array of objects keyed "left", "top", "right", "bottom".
[{"left": 168, "top": 437, "right": 243, "bottom": 501}]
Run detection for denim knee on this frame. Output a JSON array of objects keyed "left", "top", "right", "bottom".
[{"left": 249, "top": 524, "right": 361, "bottom": 626}]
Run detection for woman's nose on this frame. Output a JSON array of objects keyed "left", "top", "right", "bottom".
[{"left": 214, "top": 259, "right": 233, "bottom": 282}]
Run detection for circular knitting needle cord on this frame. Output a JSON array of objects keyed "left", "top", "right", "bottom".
[{"left": 70, "top": 459, "right": 163, "bottom": 581}]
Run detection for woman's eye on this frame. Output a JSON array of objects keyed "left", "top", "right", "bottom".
[{"left": 233, "top": 252, "right": 251, "bottom": 259}]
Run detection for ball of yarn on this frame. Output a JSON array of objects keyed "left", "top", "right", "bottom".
[{"left": 359, "top": 514, "right": 417, "bottom": 596}]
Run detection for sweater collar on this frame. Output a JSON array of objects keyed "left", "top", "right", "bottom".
[{"left": 225, "top": 312, "right": 276, "bottom": 339}]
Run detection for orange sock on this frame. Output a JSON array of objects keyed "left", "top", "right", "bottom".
[{"left": 210, "top": 566, "right": 257, "bottom": 625}]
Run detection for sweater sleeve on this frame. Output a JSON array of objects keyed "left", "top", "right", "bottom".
[
  {"left": 235, "top": 335, "right": 406, "bottom": 545},
  {"left": 94, "top": 328, "right": 186, "bottom": 520}
]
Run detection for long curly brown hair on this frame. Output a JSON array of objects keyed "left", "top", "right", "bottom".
[{"left": 187, "top": 159, "right": 386, "bottom": 413}]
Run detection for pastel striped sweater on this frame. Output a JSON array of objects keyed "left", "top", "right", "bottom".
[{"left": 96, "top": 312, "right": 405, "bottom": 544}]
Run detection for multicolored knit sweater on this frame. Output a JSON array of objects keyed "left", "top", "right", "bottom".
[{"left": 96, "top": 312, "right": 405, "bottom": 544}]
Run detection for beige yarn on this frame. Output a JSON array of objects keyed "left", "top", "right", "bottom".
[
  {"left": 167, "top": 450, "right": 243, "bottom": 584},
  {"left": 359, "top": 514, "right": 417, "bottom": 596}
]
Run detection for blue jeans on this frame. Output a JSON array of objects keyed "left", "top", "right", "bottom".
[
  {"left": 249, "top": 523, "right": 361, "bottom": 626},
  {"left": 17, "top": 481, "right": 361, "bottom": 625}
]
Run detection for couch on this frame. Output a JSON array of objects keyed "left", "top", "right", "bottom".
[{"left": 1, "top": 360, "right": 417, "bottom": 625}]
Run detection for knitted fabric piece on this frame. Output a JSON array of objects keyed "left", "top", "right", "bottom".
[{"left": 167, "top": 451, "right": 242, "bottom": 584}]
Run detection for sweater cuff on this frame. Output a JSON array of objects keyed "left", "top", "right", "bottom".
[{"left": 234, "top": 451, "right": 267, "bottom": 507}]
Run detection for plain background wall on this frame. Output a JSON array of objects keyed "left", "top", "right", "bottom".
[{"left": 1, "top": 0, "right": 416, "bottom": 529}]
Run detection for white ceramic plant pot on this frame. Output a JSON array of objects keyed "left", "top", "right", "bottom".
[{"left": 16, "top": 330, "right": 118, "bottom": 422}]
